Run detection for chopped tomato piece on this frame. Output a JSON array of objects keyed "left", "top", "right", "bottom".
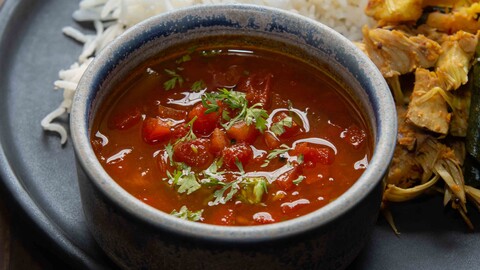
[
  {"left": 264, "top": 131, "right": 281, "bottom": 150},
  {"left": 142, "top": 117, "right": 171, "bottom": 144},
  {"left": 272, "top": 112, "right": 301, "bottom": 138},
  {"left": 226, "top": 121, "right": 259, "bottom": 144},
  {"left": 173, "top": 138, "right": 214, "bottom": 169},
  {"left": 342, "top": 125, "right": 367, "bottom": 149},
  {"left": 171, "top": 123, "right": 189, "bottom": 139},
  {"left": 108, "top": 106, "right": 141, "bottom": 130},
  {"left": 237, "top": 71, "right": 273, "bottom": 108},
  {"left": 275, "top": 164, "right": 302, "bottom": 191},
  {"left": 210, "top": 128, "right": 230, "bottom": 153},
  {"left": 291, "top": 143, "right": 335, "bottom": 167},
  {"left": 221, "top": 142, "right": 253, "bottom": 170},
  {"left": 158, "top": 104, "right": 187, "bottom": 120},
  {"left": 188, "top": 102, "right": 222, "bottom": 136}
]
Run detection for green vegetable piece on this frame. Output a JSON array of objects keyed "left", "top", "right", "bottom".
[
  {"left": 238, "top": 177, "right": 268, "bottom": 204},
  {"left": 171, "top": 206, "right": 203, "bottom": 222}
]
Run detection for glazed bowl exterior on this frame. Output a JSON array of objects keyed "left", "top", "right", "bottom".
[{"left": 71, "top": 4, "right": 397, "bottom": 270}]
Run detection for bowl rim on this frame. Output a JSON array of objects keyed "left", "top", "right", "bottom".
[{"left": 71, "top": 4, "right": 397, "bottom": 243}]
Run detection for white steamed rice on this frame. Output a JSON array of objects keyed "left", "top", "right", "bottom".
[{"left": 42, "top": 0, "right": 371, "bottom": 144}]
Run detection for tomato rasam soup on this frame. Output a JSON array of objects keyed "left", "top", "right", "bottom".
[{"left": 90, "top": 44, "right": 372, "bottom": 226}]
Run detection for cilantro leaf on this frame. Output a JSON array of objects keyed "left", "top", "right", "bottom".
[
  {"left": 175, "top": 116, "right": 197, "bottom": 144},
  {"left": 297, "top": 154, "right": 304, "bottom": 165},
  {"left": 201, "top": 93, "right": 221, "bottom": 114},
  {"left": 200, "top": 159, "right": 226, "bottom": 185},
  {"left": 235, "top": 158, "right": 245, "bottom": 174},
  {"left": 171, "top": 205, "right": 203, "bottom": 222},
  {"left": 176, "top": 54, "right": 191, "bottom": 64},
  {"left": 293, "top": 175, "right": 306, "bottom": 185},
  {"left": 270, "top": 116, "right": 293, "bottom": 136},
  {"left": 201, "top": 88, "right": 268, "bottom": 132},
  {"left": 245, "top": 104, "right": 269, "bottom": 133},
  {"left": 177, "top": 173, "right": 200, "bottom": 194},
  {"left": 209, "top": 179, "right": 242, "bottom": 206},
  {"left": 166, "top": 165, "right": 201, "bottom": 195},
  {"left": 163, "top": 69, "right": 184, "bottom": 91},
  {"left": 209, "top": 175, "right": 269, "bottom": 206},
  {"left": 191, "top": 80, "right": 206, "bottom": 92},
  {"left": 261, "top": 144, "right": 292, "bottom": 167},
  {"left": 165, "top": 143, "right": 174, "bottom": 166}
]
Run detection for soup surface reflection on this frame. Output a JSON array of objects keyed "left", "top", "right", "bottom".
[{"left": 91, "top": 46, "right": 372, "bottom": 225}]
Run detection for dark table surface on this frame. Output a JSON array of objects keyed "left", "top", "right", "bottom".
[{"left": 0, "top": 190, "right": 69, "bottom": 269}]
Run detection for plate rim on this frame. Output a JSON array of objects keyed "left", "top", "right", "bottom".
[{"left": 0, "top": 0, "right": 110, "bottom": 268}]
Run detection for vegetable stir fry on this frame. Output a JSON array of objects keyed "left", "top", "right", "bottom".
[{"left": 360, "top": 0, "right": 480, "bottom": 232}]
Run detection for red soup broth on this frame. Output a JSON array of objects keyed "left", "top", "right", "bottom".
[{"left": 90, "top": 45, "right": 372, "bottom": 226}]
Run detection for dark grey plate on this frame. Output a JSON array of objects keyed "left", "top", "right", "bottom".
[{"left": 0, "top": 0, "right": 479, "bottom": 269}]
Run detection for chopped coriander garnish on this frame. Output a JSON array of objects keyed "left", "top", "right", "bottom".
[
  {"left": 235, "top": 158, "right": 245, "bottom": 174},
  {"left": 191, "top": 80, "right": 206, "bottom": 92},
  {"left": 297, "top": 154, "right": 304, "bottom": 165},
  {"left": 166, "top": 164, "right": 201, "bottom": 195},
  {"left": 176, "top": 116, "right": 197, "bottom": 144},
  {"left": 293, "top": 175, "right": 306, "bottom": 185},
  {"left": 200, "top": 159, "right": 226, "bottom": 185},
  {"left": 176, "top": 54, "right": 191, "bottom": 64},
  {"left": 163, "top": 69, "right": 184, "bottom": 90},
  {"left": 165, "top": 143, "right": 174, "bottom": 166},
  {"left": 209, "top": 178, "right": 242, "bottom": 206},
  {"left": 209, "top": 175, "right": 269, "bottom": 206},
  {"left": 261, "top": 144, "right": 292, "bottom": 167},
  {"left": 201, "top": 88, "right": 269, "bottom": 132},
  {"left": 222, "top": 110, "right": 231, "bottom": 121},
  {"left": 214, "top": 89, "right": 246, "bottom": 110},
  {"left": 162, "top": 117, "right": 202, "bottom": 195},
  {"left": 245, "top": 104, "right": 269, "bottom": 132},
  {"left": 171, "top": 205, "right": 203, "bottom": 222},
  {"left": 270, "top": 115, "right": 293, "bottom": 136}
]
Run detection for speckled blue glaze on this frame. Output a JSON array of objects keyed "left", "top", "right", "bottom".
[{"left": 71, "top": 4, "right": 397, "bottom": 270}]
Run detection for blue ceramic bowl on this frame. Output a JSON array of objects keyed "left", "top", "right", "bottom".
[{"left": 71, "top": 4, "right": 396, "bottom": 270}]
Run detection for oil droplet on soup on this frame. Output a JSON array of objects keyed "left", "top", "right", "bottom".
[{"left": 91, "top": 46, "right": 372, "bottom": 226}]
